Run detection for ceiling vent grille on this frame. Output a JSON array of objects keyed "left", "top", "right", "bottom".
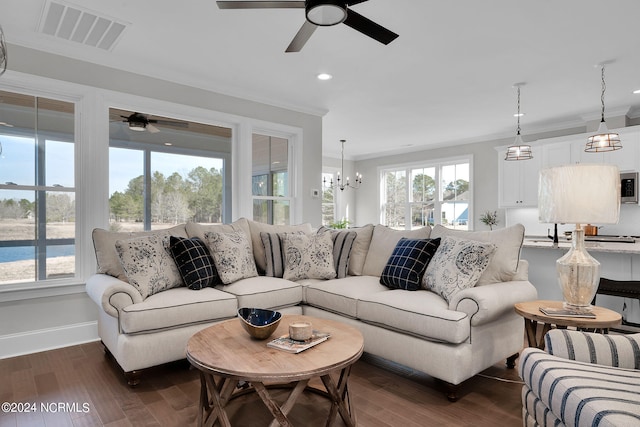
[{"left": 38, "top": 0, "right": 128, "bottom": 51}]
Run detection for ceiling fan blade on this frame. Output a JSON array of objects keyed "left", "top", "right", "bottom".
[
  {"left": 286, "top": 21, "right": 317, "bottom": 52},
  {"left": 152, "top": 119, "right": 189, "bottom": 128},
  {"left": 147, "top": 124, "right": 161, "bottom": 133},
  {"left": 346, "top": 0, "right": 369, "bottom": 5},
  {"left": 343, "top": 9, "right": 398, "bottom": 45},
  {"left": 217, "top": 1, "right": 304, "bottom": 9}
]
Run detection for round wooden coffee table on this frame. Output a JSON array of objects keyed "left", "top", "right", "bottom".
[
  {"left": 514, "top": 300, "right": 622, "bottom": 350},
  {"left": 187, "top": 314, "right": 364, "bottom": 427}
]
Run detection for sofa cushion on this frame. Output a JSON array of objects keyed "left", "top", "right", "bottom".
[
  {"left": 430, "top": 223, "right": 524, "bottom": 285},
  {"left": 115, "top": 233, "right": 183, "bottom": 299},
  {"left": 305, "top": 275, "right": 388, "bottom": 318},
  {"left": 185, "top": 218, "right": 251, "bottom": 245},
  {"left": 282, "top": 232, "right": 336, "bottom": 281},
  {"left": 119, "top": 287, "right": 238, "bottom": 334},
  {"left": 422, "top": 236, "right": 496, "bottom": 303},
  {"left": 215, "top": 276, "right": 303, "bottom": 310},
  {"left": 204, "top": 230, "right": 258, "bottom": 284},
  {"left": 169, "top": 236, "right": 218, "bottom": 290},
  {"left": 362, "top": 225, "right": 432, "bottom": 277},
  {"left": 92, "top": 224, "right": 187, "bottom": 282},
  {"left": 319, "top": 228, "right": 357, "bottom": 279},
  {"left": 357, "top": 289, "right": 470, "bottom": 344},
  {"left": 247, "top": 220, "right": 313, "bottom": 274},
  {"left": 347, "top": 224, "right": 374, "bottom": 276},
  {"left": 380, "top": 238, "right": 441, "bottom": 291}
]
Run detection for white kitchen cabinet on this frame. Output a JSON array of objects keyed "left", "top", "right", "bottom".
[
  {"left": 542, "top": 139, "right": 577, "bottom": 167},
  {"left": 497, "top": 146, "right": 541, "bottom": 207}
]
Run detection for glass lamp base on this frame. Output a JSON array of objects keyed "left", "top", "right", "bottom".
[{"left": 556, "top": 228, "right": 600, "bottom": 311}]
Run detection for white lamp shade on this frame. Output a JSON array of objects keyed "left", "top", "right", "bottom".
[{"left": 538, "top": 164, "right": 620, "bottom": 224}]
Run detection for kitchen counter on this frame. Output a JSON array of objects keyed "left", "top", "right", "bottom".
[{"left": 523, "top": 237, "right": 640, "bottom": 254}]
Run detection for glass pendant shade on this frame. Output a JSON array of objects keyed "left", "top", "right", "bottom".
[
  {"left": 538, "top": 164, "right": 620, "bottom": 309},
  {"left": 585, "top": 120, "right": 622, "bottom": 152},
  {"left": 505, "top": 132, "right": 533, "bottom": 161}
]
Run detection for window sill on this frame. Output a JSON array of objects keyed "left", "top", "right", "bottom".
[{"left": 0, "top": 279, "right": 87, "bottom": 303}]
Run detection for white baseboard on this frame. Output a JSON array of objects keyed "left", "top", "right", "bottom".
[{"left": 0, "top": 321, "right": 99, "bottom": 359}]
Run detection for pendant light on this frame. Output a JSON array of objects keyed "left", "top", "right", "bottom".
[
  {"left": 585, "top": 64, "right": 621, "bottom": 152},
  {"left": 323, "top": 139, "right": 362, "bottom": 191},
  {"left": 0, "top": 24, "right": 7, "bottom": 76},
  {"left": 505, "top": 83, "right": 533, "bottom": 161}
]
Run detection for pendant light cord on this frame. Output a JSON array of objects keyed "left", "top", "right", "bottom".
[
  {"left": 516, "top": 86, "right": 521, "bottom": 135},
  {"left": 600, "top": 66, "right": 606, "bottom": 123}
]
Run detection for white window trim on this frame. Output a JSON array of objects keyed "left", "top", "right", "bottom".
[{"left": 377, "top": 154, "right": 474, "bottom": 230}]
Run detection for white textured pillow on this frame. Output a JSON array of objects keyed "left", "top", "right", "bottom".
[
  {"left": 430, "top": 224, "right": 524, "bottom": 284},
  {"left": 362, "top": 225, "right": 432, "bottom": 277},
  {"left": 422, "top": 236, "right": 496, "bottom": 303},
  {"left": 115, "top": 233, "right": 183, "bottom": 299},
  {"left": 281, "top": 232, "right": 337, "bottom": 281},
  {"left": 347, "top": 224, "right": 374, "bottom": 276},
  {"left": 204, "top": 230, "right": 258, "bottom": 284}
]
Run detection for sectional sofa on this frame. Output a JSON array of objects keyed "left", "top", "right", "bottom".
[{"left": 86, "top": 218, "right": 537, "bottom": 400}]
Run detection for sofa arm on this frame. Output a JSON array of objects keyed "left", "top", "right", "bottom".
[
  {"left": 545, "top": 329, "right": 640, "bottom": 369},
  {"left": 86, "top": 274, "right": 143, "bottom": 318},
  {"left": 449, "top": 280, "right": 538, "bottom": 326}
]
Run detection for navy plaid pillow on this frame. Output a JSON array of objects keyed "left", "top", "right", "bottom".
[
  {"left": 380, "top": 238, "right": 441, "bottom": 291},
  {"left": 169, "top": 236, "right": 219, "bottom": 290}
]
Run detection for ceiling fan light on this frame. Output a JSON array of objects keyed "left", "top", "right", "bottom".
[
  {"left": 128, "top": 121, "right": 146, "bottom": 131},
  {"left": 306, "top": 1, "right": 347, "bottom": 26}
]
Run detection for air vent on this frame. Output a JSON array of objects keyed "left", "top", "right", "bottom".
[{"left": 38, "top": 0, "right": 128, "bottom": 51}]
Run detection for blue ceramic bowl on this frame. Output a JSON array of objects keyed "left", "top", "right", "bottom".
[{"left": 238, "top": 308, "right": 282, "bottom": 340}]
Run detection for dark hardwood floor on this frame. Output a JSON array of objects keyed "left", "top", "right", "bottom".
[{"left": 0, "top": 340, "right": 524, "bottom": 426}]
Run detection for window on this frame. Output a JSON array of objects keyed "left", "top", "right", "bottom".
[
  {"left": 108, "top": 108, "right": 231, "bottom": 231},
  {"left": 321, "top": 172, "right": 336, "bottom": 226},
  {"left": 381, "top": 158, "right": 470, "bottom": 230},
  {"left": 252, "top": 133, "right": 290, "bottom": 225},
  {"left": 0, "top": 90, "right": 75, "bottom": 284}
]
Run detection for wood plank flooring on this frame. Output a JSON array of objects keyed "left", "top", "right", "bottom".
[{"left": 0, "top": 341, "right": 524, "bottom": 426}]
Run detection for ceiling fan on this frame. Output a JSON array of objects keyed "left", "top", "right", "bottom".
[
  {"left": 120, "top": 112, "right": 188, "bottom": 133},
  {"left": 216, "top": 0, "right": 398, "bottom": 52}
]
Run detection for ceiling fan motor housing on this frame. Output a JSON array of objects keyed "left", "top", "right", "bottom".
[{"left": 306, "top": 0, "right": 347, "bottom": 26}]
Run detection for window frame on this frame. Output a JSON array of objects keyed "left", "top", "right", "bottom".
[{"left": 378, "top": 155, "right": 473, "bottom": 230}]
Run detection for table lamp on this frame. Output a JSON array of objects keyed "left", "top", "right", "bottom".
[{"left": 538, "top": 164, "right": 620, "bottom": 310}]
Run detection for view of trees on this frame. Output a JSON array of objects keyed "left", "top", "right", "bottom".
[
  {"left": 109, "top": 166, "right": 223, "bottom": 224},
  {"left": 0, "top": 194, "right": 74, "bottom": 222}
]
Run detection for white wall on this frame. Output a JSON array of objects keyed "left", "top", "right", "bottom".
[{"left": 0, "top": 44, "right": 323, "bottom": 358}]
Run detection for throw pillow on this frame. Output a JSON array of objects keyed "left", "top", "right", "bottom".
[
  {"left": 430, "top": 224, "right": 524, "bottom": 285},
  {"left": 422, "top": 236, "right": 496, "bottom": 303},
  {"left": 168, "top": 236, "right": 218, "bottom": 290},
  {"left": 247, "top": 220, "right": 313, "bottom": 274},
  {"left": 380, "top": 238, "right": 441, "bottom": 291},
  {"left": 347, "top": 224, "right": 374, "bottom": 276},
  {"left": 362, "top": 225, "right": 432, "bottom": 277},
  {"left": 115, "top": 233, "right": 183, "bottom": 299},
  {"left": 204, "top": 230, "right": 258, "bottom": 284},
  {"left": 281, "top": 232, "right": 337, "bottom": 281},
  {"left": 260, "top": 231, "right": 304, "bottom": 277},
  {"left": 318, "top": 227, "right": 357, "bottom": 279}
]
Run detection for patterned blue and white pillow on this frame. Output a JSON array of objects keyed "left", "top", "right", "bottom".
[
  {"left": 204, "top": 230, "right": 258, "bottom": 284},
  {"left": 115, "top": 233, "right": 183, "bottom": 299},
  {"left": 169, "top": 236, "right": 218, "bottom": 290},
  {"left": 422, "top": 236, "right": 496, "bottom": 302},
  {"left": 380, "top": 238, "right": 441, "bottom": 291},
  {"left": 281, "top": 232, "right": 337, "bottom": 281}
]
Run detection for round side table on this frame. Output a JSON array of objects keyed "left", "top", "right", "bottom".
[{"left": 514, "top": 300, "right": 622, "bottom": 350}]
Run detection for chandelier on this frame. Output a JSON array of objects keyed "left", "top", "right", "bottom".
[{"left": 324, "top": 139, "right": 362, "bottom": 191}]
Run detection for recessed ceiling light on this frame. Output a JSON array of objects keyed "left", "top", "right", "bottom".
[
  {"left": 164, "top": 142, "right": 173, "bottom": 146},
  {"left": 633, "top": 89, "right": 640, "bottom": 94},
  {"left": 317, "top": 73, "right": 333, "bottom": 81}
]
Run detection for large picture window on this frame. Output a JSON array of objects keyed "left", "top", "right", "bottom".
[
  {"left": 108, "top": 108, "right": 231, "bottom": 232},
  {"left": 0, "top": 91, "right": 75, "bottom": 284},
  {"left": 381, "top": 158, "right": 471, "bottom": 230}
]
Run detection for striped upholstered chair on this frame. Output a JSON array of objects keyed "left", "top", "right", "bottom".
[{"left": 519, "top": 329, "right": 640, "bottom": 426}]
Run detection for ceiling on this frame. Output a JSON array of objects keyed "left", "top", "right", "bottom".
[{"left": 3, "top": 0, "right": 640, "bottom": 160}]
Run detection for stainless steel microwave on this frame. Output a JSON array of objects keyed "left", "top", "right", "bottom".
[{"left": 621, "top": 172, "right": 639, "bottom": 204}]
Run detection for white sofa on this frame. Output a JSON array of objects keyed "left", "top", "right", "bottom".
[{"left": 86, "top": 218, "right": 537, "bottom": 401}]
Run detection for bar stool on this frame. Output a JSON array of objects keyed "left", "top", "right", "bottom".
[{"left": 593, "top": 277, "right": 640, "bottom": 328}]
